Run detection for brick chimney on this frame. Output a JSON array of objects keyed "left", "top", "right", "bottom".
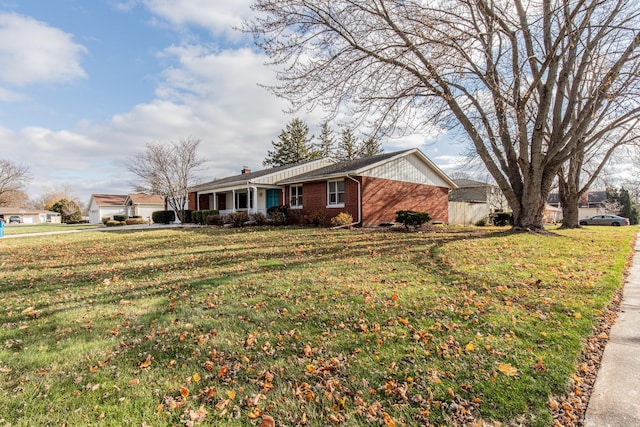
[{"left": 241, "top": 166, "right": 251, "bottom": 175}]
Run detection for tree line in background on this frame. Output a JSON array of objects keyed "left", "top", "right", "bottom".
[{"left": 263, "top": 118, "right": 383, "bottom": 168}]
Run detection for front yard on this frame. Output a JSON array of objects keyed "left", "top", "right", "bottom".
[{"left": 0, "top": 225, "right": 636, "bottom": 426}]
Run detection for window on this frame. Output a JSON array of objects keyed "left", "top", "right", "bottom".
[
  {"left": 290, "top": 185, "right": 303, "bottom": 208},
  {"left": 235, "top": 191, "right": 253, "bottom": 210},
  {"left": 327, "top": 180, "right": 345, "bottom": 206}
]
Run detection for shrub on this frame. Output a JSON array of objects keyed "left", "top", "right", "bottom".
[
  {"left": 105, "top": 220, "right": 125, "bottom": 227},
  {"left": 252, "top": 212, "right": 268, "bottom": 226},
  {"left": 192, "top": 210, "right": 219, "bottom": 225},
  {"left": 490, "top": 212, "right": 513, "bottom": 227},
  {"left": 304, "top": 210, "right": 332, "bottom": 227},
  {"left": 206, "top": 214, "right": 223, "bottom": 226},
  {"left": 331, "top": 212, "right": 354, "bottom": 227},
  {"left": 267, "top": 205, "right": 290, "bottom": 225},
  {"left": 125, "top": 218, "right": 147, "bottom": 225},
  {"left": 152, "top": 210, "right": 175, "bottom": 224},
  {"left": 475, "top": 218, "right": 488, "bottom": 227},
  {"left": 113, "top": 214, "right": 129, "bottom": 222},
  {"left": 227, "top": 211, "right": 250, "bottom": 227},
  {"left": 101, "top": 217, "right": 110, "bottom": 225},
  {"left": 395, "top": 210, "right": 431, "bottom": 230}
]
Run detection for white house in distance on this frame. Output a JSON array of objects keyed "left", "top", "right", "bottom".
[{"left": 88, "top": 193, "right": 164, "bottom": 224}]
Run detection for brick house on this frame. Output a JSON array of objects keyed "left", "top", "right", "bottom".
[{"left": 189, "top": 149, "right": 456, "bottom": 227}]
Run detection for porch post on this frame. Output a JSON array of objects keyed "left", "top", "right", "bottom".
[
  {"left": 213, "top": 192, "right": 217, "bottom": 211},
  {"left": 232, "top": 190, "right": 236, "bottom": 212},
  {"left": 253, "top": 187, "right": 258, "bottom": 214}
]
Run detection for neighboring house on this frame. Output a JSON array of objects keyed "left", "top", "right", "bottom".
[
  {"left": 548, "top": 190, "right": 609, "bottom": 220},
  {"left": 448, "top": 179, "right": 508, "bottom": 225},
  {"left": 190, "top": 149, "right": 457, "bottom": 227},
  {"left": 189, "top": 158, "right": 335, "bottom": 215},
  {"left": 124, "top": 193, "right": 165, "bottom": 220},
  {"left": 0, "top": 208, "right": 61, "bottom": 224},
  {"left": 88, "top": 193, "right": 165, "bottom": 224},
  {"left": 88, "top": 194, "right": 127, "bottom": 224}
]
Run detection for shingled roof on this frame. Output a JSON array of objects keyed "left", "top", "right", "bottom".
[
  {"left": 191, "top": 158, "right": 333, "bottom": 191},
  {"left": 91, "top": 194, "right": 127, "bottom": 206},
  {"left": 278, "top": 148, "right": 456, "bottom": 188}
]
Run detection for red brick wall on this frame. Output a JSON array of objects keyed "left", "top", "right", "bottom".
[
  {"left": 286, "top": 177, "right": 449, "bottom": 227},
  {"left": 188, "top": 192, "right": 197, "bottom": 210},
  {"left": 361, "top": 176, "right": 449, "bottom": 227},
  {"left": 285, "top": 180, "right": 359, "bottom": 222}
]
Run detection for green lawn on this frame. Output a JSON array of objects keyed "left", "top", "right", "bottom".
[
  {"left": 1, "top": 223, "right": 99, "bottom": 236},
  {"left": 0, "top": 225, "right": 636, "bottom": 426}
]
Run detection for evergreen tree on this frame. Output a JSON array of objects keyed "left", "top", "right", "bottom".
[
  {"left": 263, "top": 118, "right": 316, "bottom": 167},
  {"left": 619, "top": 188, "right": 639, "bottom": 225},
  {"left": 605, "top": 187, "right": 639, "bottom": 225},
  {"left": 49, "top": 198, "right": 82, "bottom": 223},
  {"left": 335, "top": 128, "right": 361, "bottom": 161},
  {"left": 316, "top": 121, "right": 335, "bottom": 158},
  {"left": 361, "top": 136, "right": 383, "bottom": 158}
]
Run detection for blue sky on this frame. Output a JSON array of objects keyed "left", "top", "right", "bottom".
[{"left": 0, "top": 0, "right": 468, "bottom": 204}]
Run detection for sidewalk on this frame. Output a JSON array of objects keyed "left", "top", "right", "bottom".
[{"left": 585, "top": 233, "right": 640, "bottom": 426}]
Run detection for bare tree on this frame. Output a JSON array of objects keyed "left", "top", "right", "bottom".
[
  {"left": 0, "top": 159, "right": 31, "bottom": 202},
  {"left": 247, "top": 0, "right": 640, "bottom": 231},
  {"left": 0, "top": 190, "right": 29, "bottom": 208},
  {"left": 32, "top": 184, "right": 82, "bottom": 211},
  {"left": 128, "top": 137, "right": 206, "bottom": 222},
  {"left": 557, "top": 121, "right": 639, "bottom": 228}
]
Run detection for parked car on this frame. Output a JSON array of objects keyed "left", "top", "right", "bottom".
[
  {"left": 8, "top": 215, "right": 20, "bottom": 224},
  {"left": 579, "top": 214, "right": 630, "bottom": 226}
]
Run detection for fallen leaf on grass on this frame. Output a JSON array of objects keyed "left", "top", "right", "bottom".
[
  {"left": 261, "top": 415, "right": 275, "bottom": 427},
  {"left": 180, "top": 386, "right": 189, "bottom": 398},
  {"left": 498, "top": 363, "right": 518, "bottom": 377}
]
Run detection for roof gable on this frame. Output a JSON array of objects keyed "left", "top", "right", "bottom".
[
  {"left": 91, "top": 194, "right": 127, "bottom": 206},
  {"left": 126, "top": 193, "right": 164, "bottom": 205}
]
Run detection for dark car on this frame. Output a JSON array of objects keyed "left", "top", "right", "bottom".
[
  {"left": 579, "top": 214, "right": 630, "bottom": 226},
  {"left": 8, "top": 215, "right": 20, "bottom": 224}
]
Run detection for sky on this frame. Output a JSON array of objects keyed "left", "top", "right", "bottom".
[{"left": 0, "top": 0, "right": 472, "bottom": 205}]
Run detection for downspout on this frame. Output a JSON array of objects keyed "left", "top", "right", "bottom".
[{"left": 345, "top": 174, "right": 362, "bottom": 226}]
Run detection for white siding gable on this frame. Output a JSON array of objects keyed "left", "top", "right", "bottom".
[{"left": 361, "top": 153, "right": 451, "bottom": 187}]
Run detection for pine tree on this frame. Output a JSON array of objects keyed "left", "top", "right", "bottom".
[
  {"left": 360, "top": 136, "right": 383, "bottom": 158},
  {"left": 263, "top": 118, "right": 316, "bottom": 167},
  {"left": 335, "top": 128, "right": 361, "bottom": 161},
  {"left": 619, "top": 188, "right": 639, "bottom": 225},
  {"left": 316, "top": 121, "right": 335, "bottom": 158}
]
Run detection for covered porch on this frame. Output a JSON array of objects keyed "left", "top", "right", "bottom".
[{"left": 194, "top": 185, "right": 284, "bottom": 217}]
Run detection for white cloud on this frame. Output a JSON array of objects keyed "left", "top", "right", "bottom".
[
  {"left": 141, "top": 0, "right": 253, "bottom": 40},
  {"left": 0, "top": 13, "right": 87, "bottom": 86}
]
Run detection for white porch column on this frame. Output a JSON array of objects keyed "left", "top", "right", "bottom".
[
  {"left": 253, "top": 187, "right": 258, "bottom": 214},
  {"left": 213, "top": 192, "right": 217, "bottom": 210},
  {"left": 232, "top": 190, "right": 236, "bottom": 212}
]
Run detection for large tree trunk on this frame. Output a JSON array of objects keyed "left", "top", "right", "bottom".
[
  {"left": 558, "top": 177, "right": 582, "bottom": 229},
  {"left": 511, "top": 191, "right": 547, "bottom": 231},
  {"left": 557, "top": 152, "right": 584, "bottom": 229}
]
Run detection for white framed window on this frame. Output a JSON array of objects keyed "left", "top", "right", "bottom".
[
  {"left": 235, "top": 191, "right": 253, "bottom": 210},
  {"left": 327, "top": 180, "right": 345, "bottom": 207},
  {"left": 290, "top": 185, "right": 303, "bottom": 209}
]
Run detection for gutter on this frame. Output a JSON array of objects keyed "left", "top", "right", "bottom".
[{"left": 345, "top": 174, "right": 362, "bottom": 226}]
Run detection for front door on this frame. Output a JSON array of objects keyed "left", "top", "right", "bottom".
[{"left": 266, "top": 189, "right": 280, "bottom": 210}]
